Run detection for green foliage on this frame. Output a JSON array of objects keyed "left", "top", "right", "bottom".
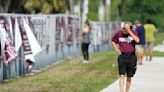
[
  {"left": 0, "top": 0, "right": 68, "bottom": 14},
  {"left": 119, "top": 0, "right": 164, "bottom": 28},
  {"left": 42, "top": 1, "right": 53, "bottom": 14},
  {"left": 52, "top": 0, "right": 68, "bottom": 13},
  {"left": 24, "top": 0, "right": 40, "bottom": 13},
  {"left": 154, "top": 31, "right": 164, "bottom": 46},
  {"left": 110, "top": 0, "right": 121, "bottom": 21},
  {"left": 0, "top": 0, "right": 11, "bottom": 12},
  {"left": 73, "top": 0, "right": 79, "bottom": 5},
  {"left": 88, "top": 12, "right": 99, "bottom": 21},
  {"left": 153, "top": 51, "right": 164, "bottom": 57},
  {"left": 152, "top": 31, "right": 164, "bottom": 57},
  {"left": 88, "top": 0, "right": 99, "bottom": 21}
]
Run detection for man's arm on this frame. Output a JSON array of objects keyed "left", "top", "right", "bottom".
[
  {"left": 112, "top": 41, "right": 121, "bottom": 55},
  {"left": 128, "top": 30, "right": 139, "bottom": 43},
  {"left": 125, "top": 24, "right": 139, "bottom": 43},
  {"left": 112, "top": 31, "right": 121, "bottom": 55}
]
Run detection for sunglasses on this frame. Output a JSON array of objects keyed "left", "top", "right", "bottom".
[{"left": 123, "top": 27, "right": 132, "bottom": 30}]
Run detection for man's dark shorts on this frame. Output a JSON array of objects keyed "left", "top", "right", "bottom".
[{"left": 118, "top": 53, "right": 137, "bottom": 77}]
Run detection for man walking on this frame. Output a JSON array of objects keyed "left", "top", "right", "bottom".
[
  {"left": 135, "top": 20, "right": 145, "bottom": 65},
  {"left": 112, "top": 21, "right": 139, "bottom": 92},
  {"left": 144, "top": 19, "right": 156, "bottom": 61}
]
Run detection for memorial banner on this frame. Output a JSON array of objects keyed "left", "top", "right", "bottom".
[
  {"left": 0, "top": 16, "right": 17, "bottom": 64},
  {"left": 55, "top": 16, "right": 66, "bottom": 50},
  {"left": 28, "top": 16, "right": 49, "bottom": 49}
]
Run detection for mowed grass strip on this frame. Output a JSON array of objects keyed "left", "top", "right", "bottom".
[
  {"left": 152, "top": 31, "right": 164, "bottom": 57},
  {"left": 153, "top": 51, "right": 164, "bottom": 57},
  {"left": 154, "top": 31, "right": 164, "bottom": 46},
  {"left": 0, "top": 51, "right": 118, "bottom": 92}
]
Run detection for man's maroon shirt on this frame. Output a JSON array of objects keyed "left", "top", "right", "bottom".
[{"left": 112, "top": 30, "right": 138, "bottom": 53}]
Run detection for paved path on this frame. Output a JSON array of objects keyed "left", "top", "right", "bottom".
[
  {"left": 153, "top": 41, "right": 164, "bottom": 52},
  {"left": 154, "top": 44, "right": 164, "bottom": 52},
  {"left": 100, "top": 57, "right": 164, "bottom": 92},
  {"left": 101, "top": 43, "right": 164, "bottom": 92}
]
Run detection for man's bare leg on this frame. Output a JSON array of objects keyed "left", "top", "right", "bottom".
[
  {"left": 137, "top": 52, "right": 140, "bottom": 64},
  {"left": 139, "top": 52, "right": 142, "bottom": 64},
  {"left": 140, "top": 51, "right": 144, "bottom": 64},
  {"left": 139, "top": 51, "right": 144, "bottom": 64},
  {"left": 149, "top": 48, "right": 153, "bottom": 61},
  {"left": 145, "top": 47, "right": 149, "bottom": 61},
  {"left": 119, "top": 75, "right": 125, "bottom": 92},
  {"left": 126, "top": 77, "right": 132, "bottom": 92}
]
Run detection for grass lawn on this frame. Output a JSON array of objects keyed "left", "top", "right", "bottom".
[
  {"left": 0, "top": 51, "right": 119, "bottom": 92},
  {"left": 153, "top": 31, "right": 164, "bottom": 57},
  {"left": 154, "top": 31, "right": 164, "bottom": 46},
  {"left": 153, "top": 51, "right": 164, "bottom": 57}
]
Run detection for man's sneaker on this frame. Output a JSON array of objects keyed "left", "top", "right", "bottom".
[
  {"left": 149, "top": 57, "right": 152, "bottom": 61},
  {"left": 145, "top": 58, "right": 148, "bottom": 61},
  {"left": 82, "top": 60, "right": 89, "bottom": 63}
]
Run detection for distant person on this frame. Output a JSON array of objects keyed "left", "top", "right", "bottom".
[
  {"left": 144, "top": 19, "right": 156, "bottom": 61},
  {"left": 80, "top": 20, "right": 91, "bottom": 63},
  {"left": 112, "top": 21, "right": 139, "bottom": 92},
  {"left": 135, "top": 20, "right": 145, "bottom": 65}
]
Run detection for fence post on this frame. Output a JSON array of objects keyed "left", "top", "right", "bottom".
[
  {"left": 3, "top": 63, "right": 9, "bottom": 80},
  {"left": 19, "top": 46, "right": 25, "bottom": 75},
  {"left": 0, "top": 60, "right": 3, "bottom": 81},
  {"left": 9, "top": 60, "right": 16, "bottom": 78}
]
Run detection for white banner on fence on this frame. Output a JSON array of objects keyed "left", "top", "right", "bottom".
[
  {"left": 23, "top": 18, "right": 42, "bottom": 62},
  {"left": 15, "top": 18, "right": 22, "bottom": 52},
  {"left": 0, "top": 18, "right": 17, "bottom": 64},
  {"left": 28, "top": 16, "right": 49, "bottom": 49},
  {"left": 55, "top": 16, "right": 66, "bottom": 50}
]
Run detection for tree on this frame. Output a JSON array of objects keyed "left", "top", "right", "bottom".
[
  {"left": 0, "top": 0, "right": 11, "bottom": 12},
  {"left": 118, "top": 0, "right": 164, "bottom": 28},
  {"left": 0, "top": 0, "right": 69, "bottom": 14}
]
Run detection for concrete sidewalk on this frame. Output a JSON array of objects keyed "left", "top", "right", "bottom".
[
  {"left": 100, "top": 41, "right": 164, "bottom": 92},
  {"left": 154, "top": 41, "right": 164, "bottom": 52},
  {"left": 154, "top": 45, "right": 164, "bottom": 52},
  {"left": 100, "top": 57, "right": 164, "bottom": 92}
]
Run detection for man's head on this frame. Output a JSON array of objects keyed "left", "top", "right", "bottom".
[
  {"left": 146, "top": 19, "right": 152, "bottom": 24},
  {"left": 135, "top": 20, "right": 142, "bottom": 27},
  {"left": 123, "top": 21, "right": 133, "bottom": 34}
]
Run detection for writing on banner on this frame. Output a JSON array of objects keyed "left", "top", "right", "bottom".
[
  {"left": 66, "top": 16, "right": 73, "bottom": 46},
  {"left": 55, "top": 16, "right": 66, "bottom": 50},
  {"left": 0, "top": 16, "right": 17, "bottom": 64},
  {"left": 74, "top": 18, "right": 80, "bottom": 46},
  {"left": 67, "top": 16, "right": 80, "bottom": 46},
  {"left": 28, "top": 17, "right": 49, "bottom": 48},
  {"left": 17, "top": 17, "right": 32, "bottom": 55}
]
